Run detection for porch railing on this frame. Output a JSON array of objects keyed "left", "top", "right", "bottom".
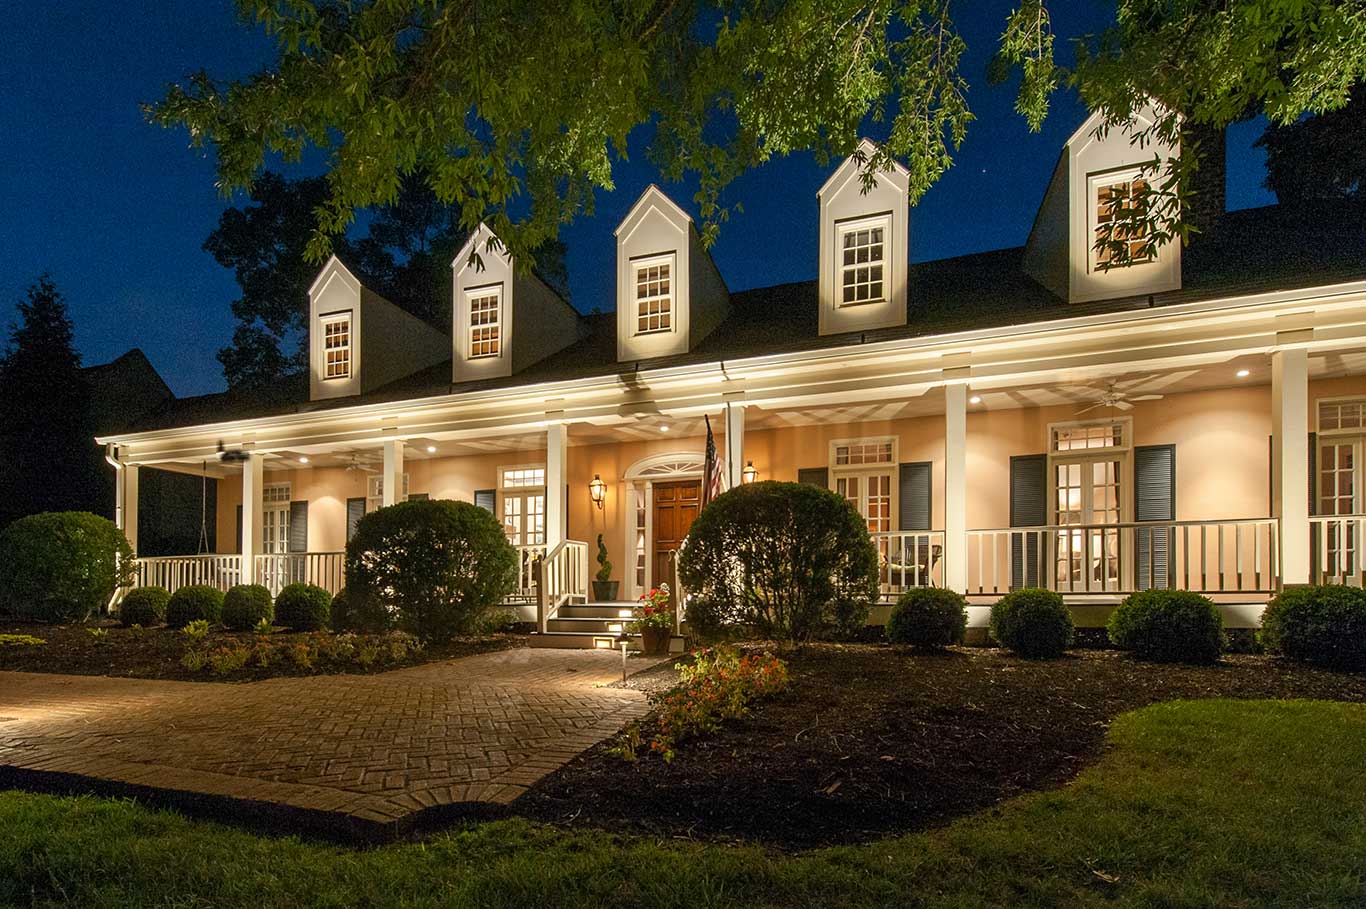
[
  {"left": 870, "top": 531, "right": 945, "bottom": 596},
  {"left": 1311, "top": 514, "right": 1366, "bottom": 585},
  {"left": 135, "top": 554, "right": 244, "bottom": 595},
  {"left": 512, "top": 544, "right": 548, "bottom": 601},
  {"left": 965, "top": 518, "right": 1279, "bottom": 598},
  {"left": 535, "top": 539, "right": 589, "bottom": 632},
  {"left": 254, "top": 552, "right": 345, "bottom": 596}
]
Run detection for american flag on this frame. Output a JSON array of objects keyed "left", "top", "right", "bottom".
[{"left": 702, "top": 414, "right": 725, "bottom": 505}]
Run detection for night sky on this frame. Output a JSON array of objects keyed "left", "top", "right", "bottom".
[{"left": 0, "top": 1, "right": 1275, "bottom": 398}]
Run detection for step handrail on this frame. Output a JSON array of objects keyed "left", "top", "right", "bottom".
[{"left": 536, "top": 538, "right": 589, "bottom": 633}]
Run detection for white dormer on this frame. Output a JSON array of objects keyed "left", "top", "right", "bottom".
[
  {"left": 307, "top": 256, "right": 448, "bottom": 401},
  {"left": 614, "top": 186, "right": 729, "bottom": 362},
  {"left": 817, "top": 138, "right": 910, "bottom": 336},
  {"left": 1023, "top": 102, "right": 1182, "bottom": 304},
  {"left": 451, "top": 224, "right": 582, "bottom": 383}
]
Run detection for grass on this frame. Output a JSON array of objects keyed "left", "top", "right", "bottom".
[{"left": 3, "top": 699, "right": 1365, "bottom": 907}]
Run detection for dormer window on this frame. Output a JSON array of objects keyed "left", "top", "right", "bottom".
[
  {"left": 838, "top": 216, "right": 888, "bottom": 306},
  {"left": 322, "top": 311, "right": 352, "bottom": 379},
  {"left": 1090, "top": 172, "right": 1153, "bottom": 271},
  {"left": 633, "top": 255, "right": 674, "bottom": 335},
  {"left": 466, "top": 286, "right": 502, "bottom": 359}
]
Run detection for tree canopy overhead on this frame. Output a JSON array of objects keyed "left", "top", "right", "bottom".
[{"left": 151, "top": 1, "right": 1366, "bottom": 271}]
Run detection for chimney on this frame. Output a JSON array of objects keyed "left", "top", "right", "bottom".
[{"left": 1183, "top": 122, "right": 1226, "bottom": 237}]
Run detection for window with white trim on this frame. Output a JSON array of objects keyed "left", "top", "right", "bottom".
[
  {"left": 1090, "top": 172, "right": 1153, "bottom": 271},
  {"left": 499, "top": 464, "right": 547, "bottom": 547},
  {"left": 633, "top": 255, "right": 673, "bottom": 335},
  {"left": 366, "top": 473, "right": 409, "bottom": 513},
  {"left": 1048, "top": 420, "right": 1130, "bottom": 590},
  {"left": 1317, "top": 399, "right": 1366, "bottom": 571},
  {"left": 837, "top": 216, "right": 888, "bottom": 306},
  {"left": 501, "top": 466, "right": 546, "bottom": 488},
  {"left": 830, "top": 437, "right": 897, "bottom": 535},
  {"left": 262, "top": 483, "right": 291, "bottom": 555},
  {"left": 1320, "top": 399, "right": 1366, "bottom": 434},
  {"left": 467, "top": 286, "right": 502, "bottom": 359},
  {"left": 321, "top": 311, "right": 352, "bottom": 379},
  {"left": 1051, "top": 422, "right": 1126, "bottom": 452}
]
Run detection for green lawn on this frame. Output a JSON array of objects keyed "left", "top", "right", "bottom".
[{"left": 3, "top": 699, "right": 1365, "bottom": 908}]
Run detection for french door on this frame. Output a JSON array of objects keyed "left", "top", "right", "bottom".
[
  {"left": 1319, "top": 436, "right": 1362, "bottom": 577},
  {"left": 1053, "top": 458, "right": 1122, "bottom": 591},
  {"left": 836, "top": 472, "right": 893, "bottom": 535},
  {"left": 502, "top": 489, "right": 546, "bottom": 547}
]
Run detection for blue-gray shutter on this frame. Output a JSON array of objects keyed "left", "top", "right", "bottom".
[
  {"left": 1009, "top": 455, "right": 1047, "bottom": 589},
  {"left": 346, "top": 497, "right": 366, "bottom": 543},
  {"left": 234, "top": 505, "right": 243, "bottom": 555},
  {"left": 288, "top": 501, "right": 309, "bottom": 553},
  {"left": 899, "top": 462, "right": 932, "bottom": 531},
  {"left": 474, "top": 489, "right": 496, "bottom": 513},
  {"left": 797, "top": 467, "right": 829, "bottom": 488},
  {"left": 1135, "top": 445, "right": 1175, "bottom": 589}
]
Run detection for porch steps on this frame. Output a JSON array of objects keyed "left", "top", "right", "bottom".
[{"left": 527, "top": 602, "right": 660, "bottom": 651}]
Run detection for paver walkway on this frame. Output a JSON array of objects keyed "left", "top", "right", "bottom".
[{"left": 0, "top": 649, "right": 656, "bottom": 839}]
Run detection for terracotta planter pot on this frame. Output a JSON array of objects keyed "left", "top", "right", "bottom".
[
  {"left": 591, "top": 580, "right": 619, "bottom": 601},
  {"left": 640, "top": 625, "right": 669, "bottom": 655}
]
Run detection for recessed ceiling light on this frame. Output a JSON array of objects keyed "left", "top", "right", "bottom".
[
  {"left": 426, "top": 445, "right": 437, "bottom": 453},
  {"left": 659, "top": 424, "right": 670, "bottom": 432},
  {"left": 969, "top": 395, "right": 982, "bottom": 405},
  {"left": 298, "top": 456, "right": 309, "bottom": 464},
  {"left": 1236, "top": 369, "right": 1250, "bottom": 378}
]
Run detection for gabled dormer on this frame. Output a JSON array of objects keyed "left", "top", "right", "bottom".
[
  {"left": 307, "top": 256, "right": 448, "bottom": 401},
  {"left": 614, "top": 185, "right": 729, "bottom": 362},
  {"left": 1023, "top": 102, "right": 1182, "bottom": 304},
  {"left": 451, "top": 225, "right": 582, "bottom": 383},
  {"left": 817, "top": 138, "right": 910, "bottom": 336}
]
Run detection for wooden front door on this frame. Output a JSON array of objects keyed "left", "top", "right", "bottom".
[{"left": 652, "top": 480, "right": 701, "bottom": 586}]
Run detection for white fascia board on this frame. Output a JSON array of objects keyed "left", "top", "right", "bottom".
[
  {"left": 306, "top": 255, "right": 362, "bottom": 298},
  {"left": 817, "top": 137, "right": 910, "bottom": 199},
  {"left": 613, "top": 185, "right": 693, "bottom": 237}
]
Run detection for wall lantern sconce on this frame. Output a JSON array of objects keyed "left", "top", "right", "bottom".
[
  {"left": 589, "top": 474, "right": 606, "bottom": 510},
  {"left": 741, "top": 461, "right": 758, "bottom": 485}
]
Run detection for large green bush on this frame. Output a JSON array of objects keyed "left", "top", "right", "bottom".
[
  {"left": 1261, "top": 585, "right": 1366, "bottom": 671},
  {"left": 678, "top": 481, "right": 878, "bottom": 642},
  {"left": 222, "top": 584, "right": 274, "bottom": 631},
  {"left": 1107, "top": 589, "right": 1223, "bottom": 664},
  {"left": 886, "top": 588, "right": 968, "bottom": 649},
  {"left": 119, "top": 587, "right": 169, "bottom": 627},
  {"left": 0, "top": 511, "right": 134, "bottom": 623},
  {"left": 345, "top": 499, "right": 518, "bottom": 641},
  {"left": 274, "top": 582, "right": 332, "bottom": 631},
  {"left": 165, "top": 585, "right": 224, "bottom": 629},
  {"left": 990, "top": 587, "right": 1073, "bottom": 658},
  {"left": 329, "top": 586, "right": 392, "bottom": 634}
]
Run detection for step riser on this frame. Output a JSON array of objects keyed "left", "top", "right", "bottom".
[{"left": 556, "top": 606, "right": 639, "bottom": 620}]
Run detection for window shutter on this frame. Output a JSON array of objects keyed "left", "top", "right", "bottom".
[
  {"left": 346, "top": 497, "right": 366, "bottom": 543},
  {"left": 288, "top": 501, "right": 309, "bottom": 553},
  {"left": 408, "top": 493, "right": 429, "bottom": 502},
  {"left": 898, "top": 462, "right": 932, "bottom": 531},
  {"left": 797, "top": 467, "right": 829, "bottom": 488},
  {"left": 1135, "top": 444, "right": 1175, "bottom": 589},
  {"left": 1009, "top": 454, "right": 1047, "bottom": 589},
  {"left": 234, "top": 505, "right": 243, "bottom": 555},
  {"left": 474, "top": 489, "right": 496, "bottom": 513}
]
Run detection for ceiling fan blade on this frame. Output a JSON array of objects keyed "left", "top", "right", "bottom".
[
  {"left": 1127, "top": 394, "right": 1163, "bottom": 402},
  {"left": 1113, "top": 400, "right": 1135, "bottom": 411}
]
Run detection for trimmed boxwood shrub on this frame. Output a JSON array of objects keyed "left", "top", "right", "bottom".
[
  {"left": 119, "top": 586, "right": 169, "bottom": 627},
  {"left": 1107, "top": 589, "right": 1223, "bottom": 664},
  {"left": 990, "top": 587, "right": 1073, "bottom": 658},
  {"left": 329, "top": 587, "right": 392, "bottom": 634},
  {"left": 887, "top": 588, "right": 968, "bottom": 649},
  {"left": 678, "top": 481, "right": 879, "bottom": 642},
  {"left": 165, "top": 585, "right": 225, "bottom": 629},
  {"left": 0, "top": 511, "right": 134, "bottom": 623},
  {"left": 274, "top": 582, "right": 332, "bottom": 631},
  {"left": 345, "top": 499, "right": 519, "bottom": 641},
  {"left": 1261, "top": 584, "right": 1366, "bottom": 671},
  {"left": 222, "top": 584, "right": 273, "bottom": 631}
]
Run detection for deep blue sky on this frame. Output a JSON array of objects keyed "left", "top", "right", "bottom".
[{"left": 0, "top": 1, "right": 1275, "bottom": 398}]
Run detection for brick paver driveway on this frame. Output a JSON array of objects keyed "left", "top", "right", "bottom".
[{"left": 0, "top": 649, "right": 655, "bottom": 838}]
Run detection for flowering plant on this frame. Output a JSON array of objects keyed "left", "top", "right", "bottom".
[{"left": 629, "top": 584, "right": 674, "bottom": 633}]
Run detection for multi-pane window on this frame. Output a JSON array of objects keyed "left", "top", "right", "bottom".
[
  {"left": 834, "top": 440, "right": 893, "bottom": 465},
  {"left": 322, "top": 312, "right": 352, "bottom": 379},
  {"left": 499, "top": 465, "right": 547, "bottom": 547},
  {"left": 839, "top": 218, "right": 886, "bottom": 305},
  {"left": 1093, "top": 176, "right": 1153, "bottom": 269},
  {"left": 468, "top": 288, "right": 501, "bottom": 359},
  {"left": 366, "top": 473, "right": 409, "bottom": 513},
  {"left": 501, "top": 467, "right": 546, "bottom": 489},
  {"left": 262, "top": 483, "right": 291, "bottom": 555},
  {"left": 1320, "top": 400, "right": 1366, "bottom": 432},
  {"left": 634, "top": 257, "right": 673, "bottom": 334},
  {"left": 1052, "top": 423, "right": 1125, "bottom": 452}
]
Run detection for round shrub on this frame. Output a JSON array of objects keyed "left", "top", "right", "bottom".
[
  {"left": 165, "top": 585, "right": 225, "bottom": 629},
  {"left": 1107, "top": 589, "right": 1223, "bottom": 664},
  {"left": 886, "top": 588, "right": 968, "bottom": 649},
  {"left": 274, "top": 582, "right": 332, "bottom": 631},
  {"left": 329, "top": 587, "right": 392, "bottom": 634},
  {"left": 345, "top": 499, "right": 519, "bottom": 641},
  {"left": 990, "top": 587, "right": 1073, "bottom": 658},
  {"left": 1261, "top": 584, "right": 1366, "bottom": 671},
  {"left": 0, "top": 511, "right": 134, "bottom": 623},
  {"left": 678, "top": 481, "right": 878, "bottom": 642},
  {"left": 119, "top": 586, "right": 169, "bottom": 627},
  {"left": 222, "top": 584, "right": 273, "bottom": 631}
]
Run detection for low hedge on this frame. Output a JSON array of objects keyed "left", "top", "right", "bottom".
[
  {"left": 886, "top": 588, "right": 967, "bottom": 649},
  {"left": 274, "top": 583, "right": 332, "bottom": 631},
  {"left": 990, "top": 587, "right": 1073, "bottom": 658},
  {"left": 118, "top": 587, "right": 169, "bottom": 627},
  {"left": 165, "top": 585, "right": 225, "bottom": 629},
  {"left": 0, "top": 511, "right": 134, "bottom": 623},
  {"left": 1107, "top": 589, "right": 1223, "bottom": 664},
  {"left": 222, "top": 584, "right": 274, "bottom": 631},
  {"left": 1261, "top": 584, "right": 1366, "bottom": 671}
]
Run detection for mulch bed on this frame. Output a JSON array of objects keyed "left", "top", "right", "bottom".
[
  {"left": 516, "top": 643, "right": 1366, "bottom": 850},
  {"left": 0, "top": 621, "right": 523, "bottom": 682}
]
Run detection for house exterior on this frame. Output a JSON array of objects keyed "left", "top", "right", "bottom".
[{"left": 96, "top": 108, "right": 1366, "bottom": 645}]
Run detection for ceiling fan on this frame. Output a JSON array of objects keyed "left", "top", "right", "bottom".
[
  {"left": 1069, "top": 377, "right": 1166, "bottom": 414},
  {"left": 343, "top": 452, "right": 381, "bottom": 473}
]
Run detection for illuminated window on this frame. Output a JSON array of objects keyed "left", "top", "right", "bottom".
[
  {"left": 834, "top": 440, "right": 894, "bottom": 465},
  {"left": 366, "top": 473, "right": 409, "bottom": 512},
  {"left": 634, "top": 256, "right": 673, "bottom": 335},
  {"left": 1052, "top": 422, "right": 1126, "bottom": 452},
  {"left": 501, "top": 466, "right": 546, "bottom": 489},
  {"left": 1092, "top": 174, "right": 1154, "bottom": 269},
  {"left": 467, "top": 287, "right": 502, "bottom": 359},
  {"left": 1320, "top": 399, "right": 1366, "bottom": 433},
  {"left": 838, "top": 217, "right": 887, "bottom": 306},
  {"left": 322, "top": 312, "right": 352, "bottom": 379}
]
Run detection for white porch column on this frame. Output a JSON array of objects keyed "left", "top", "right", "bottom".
[
  {"left": 1272, "top": 348, "right": 1310, "bottom": 586},
  {"left": 120, "top": 463, "right": 139, "bottom": 556},
  {"left": 724, "top": 402, "right": 746, "bottom": 490},
  {"left": 382, "top": 440, "right": 405, "bottom": 507},
  {"left": 943, "top": 383, "right": 968, "bottom": 593},
  {"left": 240, "top": 452, "right": 264, "bottom": 583},
  {"left": 546, "top": 422, "right": 567, "bottom": 548}
]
